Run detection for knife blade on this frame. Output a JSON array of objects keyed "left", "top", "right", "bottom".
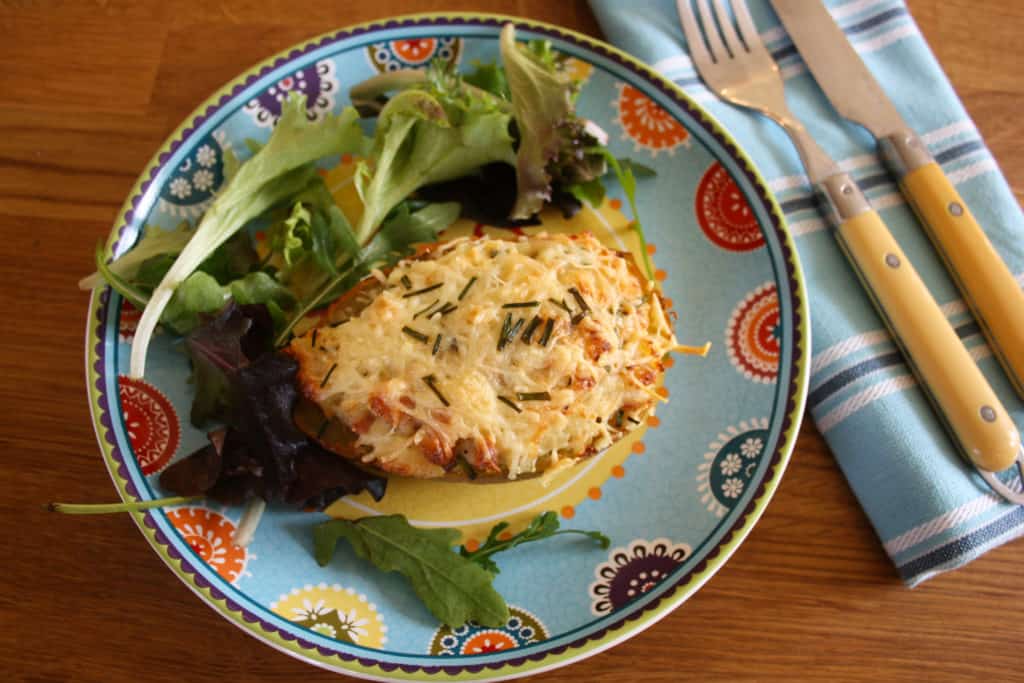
[{"left": 771, "top": 0, "right": 1024, "bottom": 401}]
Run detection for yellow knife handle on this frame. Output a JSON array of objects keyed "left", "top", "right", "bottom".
[
  {"left": 900, "top": 161, "right": 1024, "bottom": 399},
  {"left": 835, "top": 208, "right": 1020, "bottom": 472}
]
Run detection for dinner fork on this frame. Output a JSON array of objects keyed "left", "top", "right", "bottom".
[{"left": 677, "top": 0, "right": 1023, "bottom": 501}]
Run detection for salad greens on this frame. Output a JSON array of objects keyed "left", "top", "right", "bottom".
[
  {"left": 460, "top": 510, "right": 610, "bottom": 576},
  {"left": 313, "top": 511, "right": 609, "bottom": 627},
  {"left": 127, "top": 94, "right": 368, "bottom": 377},
  {"left": 499, "top": 23, "right": 604, "bottom": 219},
  {"left": 315, "top": 515, "right": 509, "bottom": 628},
  {"left": 351, "top": 74, "right": 516, "bottom": 243}
]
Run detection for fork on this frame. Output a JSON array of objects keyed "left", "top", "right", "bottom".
[{"left": 677, "top": 0, "right": 1022, "bottom": 498}]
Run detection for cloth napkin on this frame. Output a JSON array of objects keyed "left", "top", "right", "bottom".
[{"left": 590, "top": 0, "right": 1024, "bottom": 585}]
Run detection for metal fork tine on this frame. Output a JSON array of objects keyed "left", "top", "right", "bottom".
[
  {"left": 695, "top": 0, "right": 727, "bottom": 62},
  {"left": 712, "top": 0, "right": 745, "bottom": 55},
  {"left": 730, "top": 0, "right": 764, "bottom": 54},
  {"left": 676, "top": 0, "right": 715, "bottom": 70}
]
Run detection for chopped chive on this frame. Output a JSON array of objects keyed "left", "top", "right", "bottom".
[
  {"left": 571, "top": 311, "right": 587, "bottom": 326},
  {"left": 316, "top": 420, "right": 329, "bottom": 440},
  {"left": 422, "top": 374, "right": 450, "bottom": 407},
  {"left": 502, "top": 301, "right": 540, "bottom": 309},
  {"left": 548, "top": 297, "right": 572, "bottom": 314},
  {"left": 413, "top": 298, "right": 441, "bottom": 319},
  {"left": 457, "top": 456, "right": 478, "bottom": 480},
  {"left": 310, "top": 329, "right": 318, "bottom": 349},
  {"left": 497, "top": 395, "right": 523, "bottom": 413},
  {"left": 568, "top": 287, "right": 591, "bottom": 313},
  {"left": 402, "top": 326, "right": 430, "bottom": 343},
  {"left": 499, "top": 317, "right": 525, "bottom": 349},
  {"left": 627, "top": 417, "right": 641, "bottom": 425},
  {"left": 497, "top": 312, "right": 512, "bottom": 351},
  {"left": 521, "top": 315, "right": 542, "bottom": 343},
  {"left": 432, "top": 334, "right": 442, "bottom": 356},
  {"left": 403, "top": 282, "right": 443, "bottom": 298},
  {"left": 400, "top": 274, "right": 412, "bottom": 290},
  {"left": 539, "top": 319, "right": 555, "bottom": 347},
  {"left": 438, "top": 302, "right": 458, "bottom": 316},
  {"left": 516, "top": 391, "right": 551, "bottom": 401},
  {"left": 458, "top": 276, "right": 478, "bottom": 301},
  {"left": 320, "top": 363, "right": 338, "bottom": 388}
]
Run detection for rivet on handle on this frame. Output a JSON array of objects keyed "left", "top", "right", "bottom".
[
  {"left": 948, "top": 201, "right": 964, "bottom": 216},
  {"left": 980, "top": 405, "right": 997, "bottom": 422},
  {"left": 885, "top": 253, "right": 901, "bottom": 268}
]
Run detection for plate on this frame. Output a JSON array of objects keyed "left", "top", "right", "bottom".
[{"left": 86, "top": 13, "right": 808, "bottom": 681}]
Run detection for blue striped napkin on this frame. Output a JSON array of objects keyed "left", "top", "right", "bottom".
[{"left": 589, "top": 0, "right": 1024, "bottom": 585}]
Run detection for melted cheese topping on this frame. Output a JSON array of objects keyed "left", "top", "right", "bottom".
[{"left": 290, "top": 233, "right": 677, "bottom": 479}]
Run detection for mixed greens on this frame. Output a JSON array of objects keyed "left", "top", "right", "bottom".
[{"left": 71, "top": 24, "right": 658, "bottom": 627}]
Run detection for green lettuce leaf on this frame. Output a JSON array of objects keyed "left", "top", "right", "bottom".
[
  {"left": 352, "top": 65, "right": 515, "bottom": 243},
  {"left": 162, "top": 272, "right": 231, "bottom": 334},
  {"left": 314, "top": 515, "right": 509, "bottom": 627},
  {"left": 129, "top": 94, "right": 368, "bottom": 377},
  {"left": 79, "top": 222, "right": 193, "bottom": 291}
]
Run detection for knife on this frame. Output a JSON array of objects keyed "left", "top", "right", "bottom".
[{"left": 770, "top": 0, "right": 1024, "bottom": 402}]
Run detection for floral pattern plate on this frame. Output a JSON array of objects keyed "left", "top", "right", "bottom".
[{"left": 87, "top": 14, "right": 808, "bottom": 681}]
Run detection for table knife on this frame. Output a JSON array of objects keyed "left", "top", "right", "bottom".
[{"left": 770, "top": 0, "right": 1024, "bottom": 401}]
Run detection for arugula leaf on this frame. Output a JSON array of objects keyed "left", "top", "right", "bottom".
[
  {"left": 79, "top": 222, "right": 193, "bottom": 291},
  {"left": 129, "top": 94, "right": 368, "bottom": 378},
  {"left": 592, "top": 149, "right": 654, "bottom": 279},
  {"left": 314, "top": 515, "right": 509, "bottom": 627},
  {"left": 460, "top": 511, "right": 610, "bottom": 575},
  {"left": 275, "top": 201, "right": 459, "bottom": 345},
  {"left": 567, "top": 177, "right": 606, "bottom": 208},
  {"left": 92, "top": 241, "right": 150, "bottom": 310},
  {"left": 351, "top": 65, "right": 515, "bottom": 243}
]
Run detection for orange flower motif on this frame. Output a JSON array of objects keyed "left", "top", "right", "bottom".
[
  {"left": 390, "top": 39, "right": 438, "bottom": 64},
  {"left": 167, "top": 507, "right": 249, "bottom": 583},
  {"left": 614, "top": 83, "right": 690, "bottom": 155}
]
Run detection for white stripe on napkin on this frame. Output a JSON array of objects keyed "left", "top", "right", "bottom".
[
  {"left": 884, "top": 478, "right": 1024, "bottom": 556},
  {"left": 768, "top": 121, "right": 978, "bottom": 193},
  {"left": 785, "top": 158, "right": 997, "bottom": 236},
  {"left": 810, "top": 272, "right": 1024, "bottom": 378},
  {"left": 817, "top": 345, "right": 993, "bottom": 432}
]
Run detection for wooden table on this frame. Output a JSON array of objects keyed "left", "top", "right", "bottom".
[{"left": 2, "top": 1, "right": 1021, "bottom": 681}]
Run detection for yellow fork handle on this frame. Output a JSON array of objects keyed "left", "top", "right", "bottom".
[
  {"left": 836, "top": 209, "right": 1020, "bottom": 472},
  {"left": 902, "top": 162, "right": 1024, "bottom": 399}
]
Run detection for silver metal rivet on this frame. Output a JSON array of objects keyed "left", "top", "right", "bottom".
[
  {"left": 841, "top": 184, "right": 853, "bottom": 195},
  {"left": 885, "top": 253, "right": 901, "bottom": 268},
  {"left": 980, "top": 405, "right": 997, "bottom": 422},
  {"left": 948, "top": 202, "right": 964, "bottom": 216}
]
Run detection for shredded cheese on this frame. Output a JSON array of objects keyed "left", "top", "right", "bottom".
[{"left": 290, "top": 233, "right": 680, "bottom": 479}]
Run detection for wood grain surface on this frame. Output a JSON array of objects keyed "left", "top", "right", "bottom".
[{"left": 1, "top": 1, "right": 1021, "bottom": 681}]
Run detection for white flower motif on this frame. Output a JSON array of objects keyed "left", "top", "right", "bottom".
[
  {"left": 169, "top": 177, "right": 192, "bottom": 199},
  {"left": 292, "top": 598, "right": 327, "bottom": 621},
  {"left": 722, "top": 477, "right": 744, "bottom": 499},
  {"left": 196, "top": 144, "right": 217, "bottom": 168},
  {"left": 719, "top": 452, "right": 742, "bottom": 476},
  {"left": 336, "top": 608, "right": 369, "bottom": 642},
  {"left": 192, "top": 168, "right": 215, "bottom": 192},
  {"left": 740, "top": 437, "right": 763, "bottom": 459}
]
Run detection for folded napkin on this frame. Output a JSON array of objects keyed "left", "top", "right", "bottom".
[{"left": 590, "top": 0, "right": 1024, "bottom": 585}]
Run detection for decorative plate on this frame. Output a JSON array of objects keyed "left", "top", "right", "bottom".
[{"left": 86, "top": 13, "right": 808, "bottom": 681}]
